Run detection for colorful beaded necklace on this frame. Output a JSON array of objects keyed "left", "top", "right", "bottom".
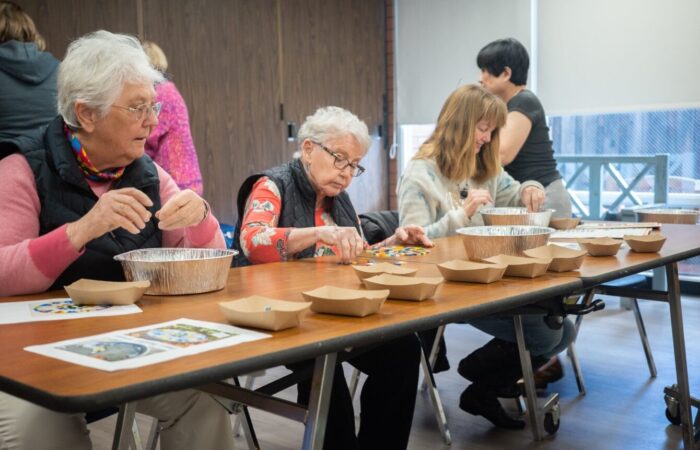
[{"left": 65, "top": 125, "right": 125, "bottom": 181}]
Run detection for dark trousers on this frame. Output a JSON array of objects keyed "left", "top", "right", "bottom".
[{"left": 292, "top": 334, "right": 421, "bottom": 450}]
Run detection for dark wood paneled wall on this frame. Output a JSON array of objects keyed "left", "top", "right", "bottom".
[
  {"left": 142, "top": 0, "right": 284, "bottom": 223},
  {"left": 16, "top": 0, "right": 387, "bottom": 223},
  {"left": 280, "top": 0, "right": 387, "bottom": 214},
  {"left": 19, "top": 0, "right": 139, "bottom": 57}
]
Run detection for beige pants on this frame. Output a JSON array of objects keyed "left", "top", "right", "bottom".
[{"left": 0, "top": 389, "right": 235, "bottom": 450}]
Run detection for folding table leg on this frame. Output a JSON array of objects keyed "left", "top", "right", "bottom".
[
  {"left": 572, "top": 289, "right": 595, "bottom": 337},
  {"left": 567, "top": 341, "right": 586, "bottom": 396},
  {"left": 513, "top": 315, "right": 544, "bottom": 440},
  {"left": 348, "top": 367, "right": 361, "bottom": 399},
  {"left": 419, "top": 347, "right": 451, "bottom": 444},
  {"left": 420, "top": 325, "right": 446, "bottom": 392},
  {"left": 665, "top": 262, "right": 695, "bottom": 449},
  {"left": 302, "top": 353, "right": 338, "bottom": 450},
  {"left": 631, "top": 298, "right": 657, "bottom": 378},
  {"left": 112, "top": 402, "right": 139, "bottom": 450}
]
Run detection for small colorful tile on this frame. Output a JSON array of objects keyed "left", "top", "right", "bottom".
[{"left": 366, "top": 245, "right": 430, "bottom": 258}]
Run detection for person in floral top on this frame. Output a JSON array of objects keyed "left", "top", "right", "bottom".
[
  {"left": 236, "top": 106, "right": 431, "bottom": 265},
  {"left": 233, "top": 106, "right": 431, "bottom": 450}
]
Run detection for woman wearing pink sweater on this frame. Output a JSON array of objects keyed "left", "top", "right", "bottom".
[
  {"left": 0, "top": 30, "right": 233, "bottom": 450},
  {"left": 143, "top": 41, "right": 203, "bottom": 194}
]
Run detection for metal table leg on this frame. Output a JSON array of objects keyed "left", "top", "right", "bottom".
[
  {"left": 302, "top": 353, "right": 338, "bottom": 450},
  {"left": 665, "top": 262, "right": 696, "bottom": 449},
  {"left": 514, "top": 315, "right": 544, "bottom": 440},
  {"left": 419, "top": 345, "right": 451, "bottom": 445},
  {"left": 572, "top": 289, "right": 595, "bottom": 336},
  {"left": 421, "top": 325, "right": 446, "bottom": 392},
  {"left": 631, "top": 298, "right": 657, "bottom": 378},
  {"left": 112, "top": 402, "right": 140, "bottom": 450},
  {"left": 567, "top": 340, "right": 586, "bottom": 396}
]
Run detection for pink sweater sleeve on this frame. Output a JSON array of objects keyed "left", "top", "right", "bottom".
[
  {"left": 0, "top": 155, "right": 83, "bottom": 296},
  {"left": 157, "top": 164, "right": 226, "bottom": 249},
  {"left": 145, "top": 81, "right": 204, "bottom": 195}
]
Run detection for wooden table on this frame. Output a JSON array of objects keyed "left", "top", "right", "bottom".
[
  {"left": 377, "top": 223, "right": 700, "bottom": 449},
  {"left": 0, "top": 258, "right": 580, "bottom": 449},
  {"left": 2, "top": 223, "right": 697, "bottom": 449}
]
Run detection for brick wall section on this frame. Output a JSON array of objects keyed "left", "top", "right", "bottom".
[{"left": 385, "top": 0, "right": 398, "bottom": 209}]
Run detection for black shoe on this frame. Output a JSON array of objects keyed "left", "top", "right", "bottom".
[
  {"left": 533, "top": 356, "right": 564, "bottom": 389},
  {"left": 457, "top": 338, "right": 518, "bottom": 382},
  {"left": 494, "top": 382, "right": 523, "bottom": 399},
  {"left": 459, "top": 384, "right": 526, "bottom": 430},
  {"left": 432, "top": 354, "right": 451, "bottom": 374}
]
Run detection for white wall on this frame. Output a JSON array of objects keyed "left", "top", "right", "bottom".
[
  {"left": 397, "top": 0, "right": 700, "bottom": 120},
  {"left": 538, "top": 0, "right": 700, "bottom": 114},
  {"left": 396, "top": 0, "right": 530, "bottom": 124}
]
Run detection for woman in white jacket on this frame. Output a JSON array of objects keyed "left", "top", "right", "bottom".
[{"left": 398, "top": 84, "right": 574, "bottom": 430}]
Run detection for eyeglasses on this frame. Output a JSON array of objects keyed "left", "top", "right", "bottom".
[
  {"left": 111, "top": 102, "right": 162, "bottom": 121},
  {"left": 311, "top": 141, "right": 366, "bottom": 177}
]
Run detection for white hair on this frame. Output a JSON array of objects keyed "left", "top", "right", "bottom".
[
  {"left": 57, "top": 30, "right": 164, "bottom": 128},
  {"left": 297, "top": 106, "right": 372, "bottom": 154}
]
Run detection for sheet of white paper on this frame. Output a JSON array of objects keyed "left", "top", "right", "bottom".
[
  {"left": 551, "top": 228, "right": 650, "bottom": 239},
  {"left": 577, "top": 222, "right": 660, "bottom": 229},
  {"left": 25, "top": 318, "right": 270, "bottom": 371},
  {"left": 0, "top": 298, "right": 142, "bottom": 325}
]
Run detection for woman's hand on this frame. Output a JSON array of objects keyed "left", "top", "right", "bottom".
[
  {"left": 66, "top": 187, "right": 153, "bottom": 250},
  {"left": 382, "top": 225, "right": 434, "bottom": 248},
  {"left": 463, "top": 188, "right": 493, "bottom": 220},
  {"left": 521, "top": 186, "right": 545, "bottom": 212},
  {"left": 156, "top": 189, "right": 208, "bottom": 230},
  {"left": 316, "top": 226, "right": 364, "bottom": 264}
]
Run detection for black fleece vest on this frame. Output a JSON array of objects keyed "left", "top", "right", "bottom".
[
  {"left": 14, "top": 117, "right": 162, "bottom": 289},
  {"left": 233, "top": 158, "right": 359, "bottom": 266}
]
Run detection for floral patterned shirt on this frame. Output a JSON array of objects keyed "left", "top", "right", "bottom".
[{"left": 240, "top": 177, "right": 341, "bottom": 264}]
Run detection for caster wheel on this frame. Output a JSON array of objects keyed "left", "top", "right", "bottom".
[
  {"left": 544, "top": 412, "right": 560, "bottom": 434},
  {"left": 665, "top": 407, "right": 681, "bottom": 426}
]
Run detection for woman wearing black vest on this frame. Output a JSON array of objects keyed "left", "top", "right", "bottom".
[
  {"left": 234, "top": 106, "right": 432, "bottom": 450},
  {"left": 0, "top": 31, "right": 235, "bottom": 450}
]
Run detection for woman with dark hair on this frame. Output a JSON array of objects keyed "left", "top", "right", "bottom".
[
  {"left": 478, "top": 37, "right": 574, "bottom": 388},
  {"left": 0, "top": 1, "right": 59, "bottom": 140},
  {"left": 477, "top": 37, "right": 572, "bottom": 219}
]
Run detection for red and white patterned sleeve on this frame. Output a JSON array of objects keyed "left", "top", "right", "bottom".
[{"left": 239, "top": 177, "right": 292, "bottom": 264}]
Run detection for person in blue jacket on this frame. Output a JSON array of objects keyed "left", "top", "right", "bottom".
[{"left": 0, "top": 1, "right": 59, "bottom": 141}]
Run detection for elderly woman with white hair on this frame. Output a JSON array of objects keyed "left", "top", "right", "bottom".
[
  {"left": 0, "top": 31, "right": 234, "bottom": 450},
  {"left": 233, "top": 106, "right": 432, "bottom": 450}
]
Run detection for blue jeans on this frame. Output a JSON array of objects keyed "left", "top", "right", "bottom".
[{"left": 469, "top": 314, "right": 575, "bottom": 358}]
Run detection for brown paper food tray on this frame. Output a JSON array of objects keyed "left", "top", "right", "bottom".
[
  {"left": 65, "top": 279, "right": 151, "bottom": 305},
  {"left": 219, "top": 296, "right": 311, "bottom": 331},
  {"left": 523, "top": 245, "right": 587, "bottom": 272},
  {"left": 362, "top": 273, "right": 444, "bottom": 301},
  {"left": 437, "top": 260, "right": 507, "bottom": 283},
  {"left": 484, "top": 255, "right": 552, "bottom": 278},
  {"left": 301, "top": 286, "right": 389, "bottom": 317}
]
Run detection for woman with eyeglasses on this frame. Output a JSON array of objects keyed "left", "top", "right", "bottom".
[
  {"left": 233, "top": 106, "right": 431, "bottom": 450},
  {"left": 0, "top": 30, "right": 235, "bottom": 450},
  {"left": 234, "top": 105, "right": 431, "bottom": 266}
]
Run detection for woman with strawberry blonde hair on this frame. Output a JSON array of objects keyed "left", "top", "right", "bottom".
[{"left": 398, "top": 84, "right": 574, "bottom": 430}]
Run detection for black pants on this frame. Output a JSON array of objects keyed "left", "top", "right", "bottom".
[{"left": 291, "top": 334, "right": 421, "bottom": 450}]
